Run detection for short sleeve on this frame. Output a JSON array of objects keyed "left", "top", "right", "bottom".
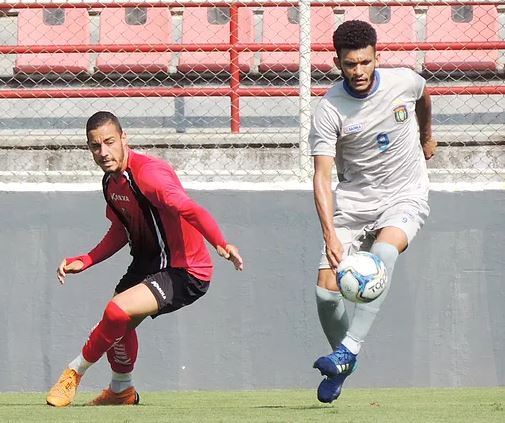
[
  {"left": 408, "top": 68, "right": 426, "bottom": 100},
  {"left": 309, "top": 98, "right": 340, "bottom": 157}
]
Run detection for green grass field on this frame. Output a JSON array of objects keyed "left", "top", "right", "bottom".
[{"left": 1, "top": 387, "right": 504, "bottom": 423}]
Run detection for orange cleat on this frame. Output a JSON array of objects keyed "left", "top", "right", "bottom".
[
  {"left": 46, "top": 368, "right": 82, "bottom": 407},
  {"left": 87, "top": 386, "right": 140, "bottom": 406}
]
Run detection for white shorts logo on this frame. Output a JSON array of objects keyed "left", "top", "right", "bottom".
[{"left": 150, "top": 280, "right": 167, "bottom": 300}]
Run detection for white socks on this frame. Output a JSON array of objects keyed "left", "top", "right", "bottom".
[
  {"left": 110, "top": 371, "right": 133, "bottom": 393},
  {"left": 68, "top": 353, "right": 93, "bottom": 376},
  {"left": 67, "top": 353, "right": 133, "bottom": 393},
  {"left": 341, "top": 333, "right": 363, "bottom": 355}
]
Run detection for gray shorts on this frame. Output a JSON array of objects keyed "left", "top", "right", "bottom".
[{"left": 318, "top": 199, "right": 429, "bottom": 269}]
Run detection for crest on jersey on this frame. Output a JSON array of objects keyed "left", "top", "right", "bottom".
[{"left": 393, "top": 105, "right": 408, "bottom": 123}]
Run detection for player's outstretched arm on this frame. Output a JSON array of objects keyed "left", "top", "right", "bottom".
[
  {"left": 217, "top": 244, "right": 244, "bottom": 271},
  {"left": 138, "top": 163, "right": 244, "bottom": 271},
  {"left": 56, "top": 218, "right": 128, "bottom": 285},
  {"left": 56, "top": 258, "right": 85, "bottom": 285}
]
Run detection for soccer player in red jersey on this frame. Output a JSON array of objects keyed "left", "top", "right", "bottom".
[{"left": 46, "top": 111, "right": 243, "bottom": 407}]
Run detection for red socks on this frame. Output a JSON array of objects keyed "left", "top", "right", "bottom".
[
  {"left": 82, "top": 301, "right": 131, "bottom": 364},
  {"left": 107, "top": 328, "right": 138, "bottom": 373}
]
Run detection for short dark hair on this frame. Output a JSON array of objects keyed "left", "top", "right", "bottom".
[
  {"left": 333, "top": 20, "right": 377, "bottom": 57},
  {"left": 86, "top": 111, "right": 123, "bottom": 135}
]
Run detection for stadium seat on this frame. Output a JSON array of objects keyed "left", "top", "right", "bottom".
[
  {"left": 178, "top": 7, "right": 254, "bottom": 73},
  {"left": 259, "top": 6, "right": 335, "bottom": 73},
  {"left": 96, "top": 7, "right": 172, "bottom": 74},
  {"left": 15, "top": 8, "right": 90, "bottom": 74},
  {"left": 424, "top": 5, "right": 499, "bottom": 72},
  {"left": 344, "top": 6, "right": 417, "bottom": 69}
]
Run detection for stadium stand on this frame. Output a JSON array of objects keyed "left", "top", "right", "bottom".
[
  {"left": 344, "top": 6, "right": 417, "bottom": 69},
  {"left": 259, "top": 6, "right": 335, "bottom": 73},
  {"left": 96, "top": 7, "right": 172, "bottom": 74},
  {"left": 15, "top": 8, "right": 90, "bottom": 74},
  {"left": 424, "top": 5, "right": 499, "bottom": 72},
  {"left": 177, "top": 6, "right": 254, "bottom": 73},
  {"left": 1, "top": 2, "right": 504, "bottom": 184}
]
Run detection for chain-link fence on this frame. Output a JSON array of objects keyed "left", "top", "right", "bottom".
[{"left": 0, "top": 0, "right": 503, "bottom": 183}]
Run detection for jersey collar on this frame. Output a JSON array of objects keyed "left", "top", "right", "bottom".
[{"left": 343, "top": 70, "right": 380, "bottom": 99}]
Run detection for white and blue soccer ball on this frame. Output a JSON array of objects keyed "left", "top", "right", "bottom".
[{"left": 337, "top": 251, "right": 387, "bottom": 303}]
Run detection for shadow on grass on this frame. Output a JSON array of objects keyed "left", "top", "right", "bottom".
[
  {"left": 0, "top": 403, "right": 53, "bottom": 407},
  {"left": 253, "top": 405, "right": 336, "bottom": 410}
]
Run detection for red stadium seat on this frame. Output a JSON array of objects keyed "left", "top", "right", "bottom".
[
  {"left": 15, "top": 8, "right": 90, "bottom": 74},
  {"left": 96, "top": 7, "right": 172, "bottom": 74},
  {"left": 178, "top": 7, "right": 254, "bottom": 73},
  {"left": 424, "top": 5, "right": 499, "bottom": 72},
  {"left": 259, "top": 6, "right": 335, "bottom": 73},
  {"left": 344, "top": 6, "right": 417, "bottom": 69}
]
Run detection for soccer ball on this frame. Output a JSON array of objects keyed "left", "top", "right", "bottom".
[{"left": 337, "top": 251, "right": 387, "bottom": 303}]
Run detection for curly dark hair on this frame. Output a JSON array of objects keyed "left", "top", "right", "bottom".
[
  {"left": 333, "top": 20, "right": 377, "bottom": 57},
  {"left": 86, "top": 111, "right": 123, "bottom": 136}
]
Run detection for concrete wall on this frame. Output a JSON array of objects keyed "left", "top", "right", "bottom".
[{"left": 0, "top": 189, "right": 504, "bottom": 392}]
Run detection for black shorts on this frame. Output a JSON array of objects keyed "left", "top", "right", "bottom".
[{"left": 115, "top": 267, "right": 209, "bottom": 319}]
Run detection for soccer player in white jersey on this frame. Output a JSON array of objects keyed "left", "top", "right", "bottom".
[{"left": 309, "top": 20, "right": 437, "bottom": 403}]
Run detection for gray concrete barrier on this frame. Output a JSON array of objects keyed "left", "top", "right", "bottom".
[{"left": 0, "top": 189, "right": 504, "bottom": 392}]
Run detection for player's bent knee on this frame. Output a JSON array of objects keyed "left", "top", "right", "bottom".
[
  {"left": 103, "top": 301, "right": 131, "bottom": 324},
  {"left": 376, "top": 227, "right": 408, "bottom": 253},
  {"left": 111, "top": 283, "right": 159, "bottom": 318}
]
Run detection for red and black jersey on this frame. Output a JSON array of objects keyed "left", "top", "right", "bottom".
[{"left": 68, "top": 150, "right": 227, "bottom": 281}]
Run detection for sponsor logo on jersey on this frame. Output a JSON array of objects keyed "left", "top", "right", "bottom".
[
  {"left": 150, "top": 280, "right": 167, "bottom": 300},
  {"left": 111, "top": 192, "right": 130, "bottom": 202},
  {"left": 343, "top": 122, "right": 364, "bottom": 134},
  {"left": 393, "top": 105, "right": 408, "bottom": 123}
]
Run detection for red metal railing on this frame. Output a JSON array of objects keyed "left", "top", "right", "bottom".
[
  {"left": 1, "top": 1, "right": 503, "bottom": 9},
  {"left": 1, "top": 1, "right": 504, "bottom": 133}
]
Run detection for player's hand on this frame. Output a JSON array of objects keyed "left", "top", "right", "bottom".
[
  {"left": 217, "top": 244, "right": 244, "bottom": 271},
  {"left": 56, "top": 258, "right": 84, "bottom": 284},
  {"left": 325, "top": 237, "right": 344, "bottom": 269},
  {"left": 422, "top": 137, "right": 437, "bottom": 160}
]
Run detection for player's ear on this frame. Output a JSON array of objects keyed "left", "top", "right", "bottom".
[
  {"left": 375, "top": 51, "right": 380, "bottom": 67},
  {"left": 121, "top": 131, "right": 128, "bottom": 146},
  {"left": 333, "top": 56, "right": 341, "bottom": 71}
]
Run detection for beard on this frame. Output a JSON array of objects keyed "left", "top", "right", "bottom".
[{"left": 343, "top": 71, "right": 375, "bottom": 95}]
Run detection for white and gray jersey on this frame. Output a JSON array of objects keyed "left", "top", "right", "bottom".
[{"left": 309, "top": 67, "right": 429, "bottom": 221}]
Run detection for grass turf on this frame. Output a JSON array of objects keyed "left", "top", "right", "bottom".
[{"left": 0, "top": 387, "right": 504, "bottom": 422}]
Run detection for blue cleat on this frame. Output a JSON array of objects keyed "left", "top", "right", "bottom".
[
  {"left": 313, "top": 344, "right": 357, "bottom": 378},
  {"left": 317, "top": 373, "right": 349, "bottom": 403}
]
